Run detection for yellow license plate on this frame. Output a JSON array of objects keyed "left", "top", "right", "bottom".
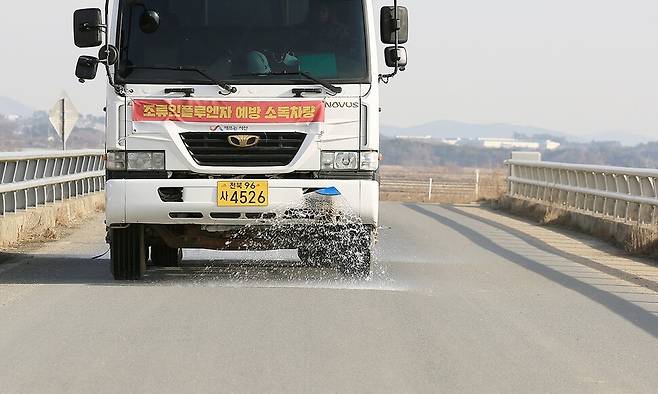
[{"left": 217, "top": 181, "right": 269, "bottom": 207}]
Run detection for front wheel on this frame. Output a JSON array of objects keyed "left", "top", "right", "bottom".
[
  {"left": 337, "top": 251, "right": 371, "bottom": 278},
  {"left": 110, "top": 225, "right": 146, "bottom": 281},
  {"left": 298, "top": 225, "right": 374, "bottom": 278},
  {"left": 336, "top": 230, "right": 373, "bottom": 278}
]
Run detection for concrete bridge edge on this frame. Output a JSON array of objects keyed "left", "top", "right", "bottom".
[
  {"left": 494, "top": 195, "right": 658, "bottom": 259},
  {"left": 0, "top": 192, "right": 105, "bottom": 248}
]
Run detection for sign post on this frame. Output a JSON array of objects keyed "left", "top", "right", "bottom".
[
  {"left": 475, "top": 169, "right": 480, "bottom": 200},
  {"left": 49, "top": 93, "right": 79, "bottom": 150}
]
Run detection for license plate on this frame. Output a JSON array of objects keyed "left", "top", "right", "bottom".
[{"left": 217, "top": 181, "right": 268, "bottom": 207}]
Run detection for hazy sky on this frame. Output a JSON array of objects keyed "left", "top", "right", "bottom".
[{"left": 0, "top": 0, "right": 657, "bottom": 137}]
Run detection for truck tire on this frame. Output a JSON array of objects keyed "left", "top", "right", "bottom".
[
  {"left": 298, "top": 225, "right": 374, "bottom": 277},
  {"left": 151, "top": 244, "right": 183, "bottom": 267},
  {"left": 336, "top": 239, "right": 372, "bottom": 278},
  {"left": 110, "top": 225, "right": 146, "bottom": 280},
  {"left": 336, "top": 224, "right": 374, "bottom": 278}
]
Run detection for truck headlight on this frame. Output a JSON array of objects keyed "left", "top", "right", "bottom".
[
  {"left": 106, "top": 151, "right": 126, "bottom": 170},
  {"left": 334, "top": 152, "right": 358, "bottom": 170},
  {"left": 107, "top": 151, "right": 165, "bottom": 171},
  {"left": 321, "top": 151, "right": 358, "bottom": 170},
  {"left": 320, "top": 151, "right": 379, "bottom": 171},
  {"left": 127, "top": 151, "right": 166, "bottom": 171}
]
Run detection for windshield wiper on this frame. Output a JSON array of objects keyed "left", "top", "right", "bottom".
[
  {"left": 123, "top": 65, "right": 237, "bottom": 94},
  {"left": 235, "top": 71, "right": 342, "bottom": 95}
]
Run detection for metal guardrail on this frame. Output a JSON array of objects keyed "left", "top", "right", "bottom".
[
  {"left": 507, "top": 158, "right": 658, "bottom": 224},
  {"left": 0, "top": 150, "right": 105, "bottom": 216}
]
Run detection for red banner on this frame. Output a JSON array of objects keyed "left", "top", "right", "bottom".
[{"left": 132, "top": 99, "right": 325, "bottom": 124}]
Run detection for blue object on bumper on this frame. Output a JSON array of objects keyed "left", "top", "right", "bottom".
[{"left": 315, "top": 187, "right": 341, "bottom": 196}]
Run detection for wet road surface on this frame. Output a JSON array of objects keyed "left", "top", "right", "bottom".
[{"left": 1, "top": 202, "right": 658, "bottom": 393}]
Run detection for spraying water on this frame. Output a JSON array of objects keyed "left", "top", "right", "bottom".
[{"left": 154, "top": 191, "right": 395, "bottom": 290}]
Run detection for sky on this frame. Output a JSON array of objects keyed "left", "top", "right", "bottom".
[{"left": 0, "top": 0, "right": 657, "bottom": 138}]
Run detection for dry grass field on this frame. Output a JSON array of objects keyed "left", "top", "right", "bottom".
[{"left": 380, "top": 165, "right": 507, "bottom": 203}]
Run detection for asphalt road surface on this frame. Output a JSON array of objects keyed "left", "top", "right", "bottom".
[{"left": 1, "top": 202, "right": 658, "bottom": 393}]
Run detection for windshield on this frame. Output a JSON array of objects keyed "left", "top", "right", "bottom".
[{"left": 116, "top": 0, "right": 369, "bottom": 85}]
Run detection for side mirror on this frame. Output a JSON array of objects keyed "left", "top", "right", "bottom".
[
  {"left": 380, "top": 6, "right": 409, "bottom": 44},
  {"left": 75, "top": 56, "right": 99, "bottom": 82},
  {"left": 384, "top": 47, "right": 408, "bottom": 69},
  {"left": 73, "top": 8, "right": 104, "bottom": 48}
]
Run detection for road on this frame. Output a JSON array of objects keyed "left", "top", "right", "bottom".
[{"left": 1, "top": 202, "right": 658, "bottom": 393}]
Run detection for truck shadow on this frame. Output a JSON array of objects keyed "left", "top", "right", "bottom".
[{"left": 0, "top": 253, "right": 399, "bottom": 291}]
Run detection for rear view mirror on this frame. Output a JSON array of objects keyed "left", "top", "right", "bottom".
[
  {"left": 384, "top": 47, "right": 408, "bottom": 69},
  {"left": 75, "top": 56, "right": 99, "bottom": 82},
  {"left": 73, "top": 8, "right": 104, "bottom": 48},
  {"left": 380, "top": 6, "right": 409, "bottom": 44}
]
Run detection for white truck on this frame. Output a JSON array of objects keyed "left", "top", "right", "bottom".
[{"left": 73, "top": 0, "right": 408, "bottom": 280}]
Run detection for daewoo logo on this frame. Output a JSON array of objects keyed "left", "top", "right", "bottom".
[
  {"left": 325, "top": 101, "right": 359, "bottom": 109},
  {"left": 228, "top": 134, "right": 260, "bottom": 148}
]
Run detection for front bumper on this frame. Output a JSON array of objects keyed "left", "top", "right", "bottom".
[{"left": 106, "top": 179, "right": 379, "bottom": 226}]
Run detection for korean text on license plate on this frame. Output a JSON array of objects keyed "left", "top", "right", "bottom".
[{"left": 217, "top": 181, "right": 268, "bottom": 207}]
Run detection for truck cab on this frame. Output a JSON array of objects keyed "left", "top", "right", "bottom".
[{"left": 73, "top": 0, "right": 408, "bottom": 280}]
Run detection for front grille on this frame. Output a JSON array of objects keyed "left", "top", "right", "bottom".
[{"left": 180, "top": 132, "right": 306, "bottom": 167}]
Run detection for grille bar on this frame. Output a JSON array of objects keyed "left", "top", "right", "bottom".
[{"left": 181, "top": 132, "right": 306, "bottom": 167}]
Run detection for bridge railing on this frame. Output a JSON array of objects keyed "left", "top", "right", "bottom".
[
  {"left": 507, "top": 156, "right": 658, "bottom": 225},
  {"left": 0, "top": 150, "right": 105, "bottom": 216}
]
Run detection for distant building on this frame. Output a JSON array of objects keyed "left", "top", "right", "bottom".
[
  {"left": 440, "top": 138, "right": 461, "bottom": 145},
  {"left": 393, "top": 134, "right": 561, "bottom": 151},
  {"left": 544, "top": 140, "right": 561, "bottom": 151},
  {"left": 471, "top": 138, "right": 560, "bottom": 151},
  {"left": 395, "top": 135, "right": 432, "bottom": 140},
  {"left": 478, "top": 138, "right": 540, "bottom": 149}
]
